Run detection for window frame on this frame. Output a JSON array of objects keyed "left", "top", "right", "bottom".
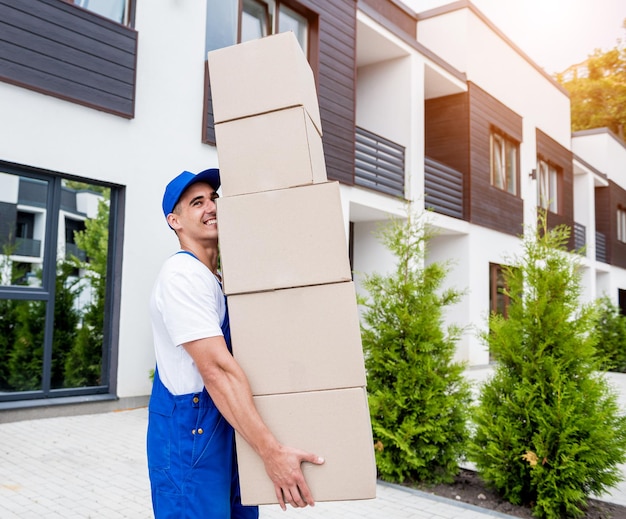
[
  {"left": 239, "top": 0, "right": 311, "bottom": 52},
  {"left": 0, "top": 161, "right": 123, "bottom": 406},
  {"left": 618, "top": 206, "right": 626, "bottom": 243},
  {"left": 489, "top": 129, "right": 519, "bottom": 196},
  {"left": 62, "top": 0, "right": 136, "bottom": 27},
  {"left": 537, "top": 157, "right": 561, "bottom": 214}
]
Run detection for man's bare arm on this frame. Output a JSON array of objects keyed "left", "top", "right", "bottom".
[{"left": 183, "top": 336, "right": 324, "bottom": 510}]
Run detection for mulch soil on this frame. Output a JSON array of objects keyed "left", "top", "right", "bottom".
[{"left": 408, "top": 468, "right": 626, "bottom": 519}]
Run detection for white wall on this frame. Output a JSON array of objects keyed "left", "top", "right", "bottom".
[
  {"left": 573, "top": 131, "right": 626, "bottom": 188},
  {"left": 357, "top": 57, "right": 412, "bottom": 147}
]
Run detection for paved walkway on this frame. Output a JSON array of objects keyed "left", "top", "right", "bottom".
[{"left": 1, "top": 368, "right": 626, "bottom": 518}]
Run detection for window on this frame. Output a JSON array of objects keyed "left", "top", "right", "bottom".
[
  {"left": 618, "top": 207, "right": 626, "bottom": 243},
  {"left": 490, "top": 131, "right": 518, "bottom": 195},
  {"left": 537, "top": 158, "right": 560, "bottom": 213},
  {"left": 489, "top": 263, "right": 510, "bottom": 319},
  {"left": 206, "top": 0, "right": 310, "bottom": 55},
  {"left": 489, "top": 262, "right": 513, "bottom": 362},
  {"left": 64, "top": 0, "right": 133, "bottom": 25},
  {"left": 0, "top": 167, "right": 121, "bottom": 402}
]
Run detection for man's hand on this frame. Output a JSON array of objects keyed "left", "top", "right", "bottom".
[{"left": 262, "top": 444, "right": 325, "bottom": 510}]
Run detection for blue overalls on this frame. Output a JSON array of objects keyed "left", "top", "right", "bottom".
[{"left": 147, "top": 255, "right": 258, "bottom": 518}]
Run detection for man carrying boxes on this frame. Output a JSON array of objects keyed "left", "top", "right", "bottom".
[
  {"left": 147, "top": 168, "right": 324, "bottom": 518},
  {"left": 147, "top": 30, "right": 376, "bottom": 518}
]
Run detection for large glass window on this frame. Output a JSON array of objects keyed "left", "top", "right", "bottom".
[
  {"left": 490, "top": 131, "right": 518, "bottom": 195},
  {"left": 206, "top": 0, "right": 309, "bottom": 54},
  {"left": 489, "top": 263, "right": 510, "bottom": 319},
  {"left": 489, "top": 262, "right": 512, "bottom": 362},
  {"left": 0, "top": 168, "right": 119, "bottom": 401},
  {"left": 537, "top": 158, "right": 560, "bottom": 214}
]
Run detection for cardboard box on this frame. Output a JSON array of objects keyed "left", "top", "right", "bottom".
[
  {"left": 217, "top": 182, "right": 351, "bottom": 295},
  {"left": 229, "top": 282, "right": 366, "bottom": 396},
  {"left": 207, "top": 31, "right": 322, "bottom": 134},
  {"left": 215, "top": 106, "right": 327, "bottom": 197},
  {"left": 235, "top": 387, "right": 377, "bottom": 505}
]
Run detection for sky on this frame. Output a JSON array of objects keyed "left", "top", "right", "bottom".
[{"left": 408, "top": 0, "right": 626, "bottom": 74}]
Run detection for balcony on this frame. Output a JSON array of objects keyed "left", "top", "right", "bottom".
[
  {"left": 355, "top": 127, "right": 405, "bottom": 198},
  {"left": 424, "top": 157, "right": 464, "bottom": 219},
  {"left": 573, "top": 222, "right": 586, "bottom": 252}
]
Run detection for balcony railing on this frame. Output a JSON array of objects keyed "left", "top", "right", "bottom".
[
  {"left": 596, "top": 232, "right": 607, "bottom": 263},
  {"left": 573, "top": 222, "right": 586, "bottom": 252},
  {"left": 424, "top": 157, "right": 464, "bottom": 219},
  {"left": 355, "top": 127, "right": 405, "bottom": 198},
  {"left": 14, "top": 238, "right": 41, "bottom": 257},
  {"left": 65, "top": 243, "right": 87, "bottom": 261}
]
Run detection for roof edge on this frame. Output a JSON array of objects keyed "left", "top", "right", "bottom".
[
  {"left": 417, "top": 0, "right": 570, "bottom": 97},
  {"left": 573, "top": 127, "right": 626, "bottom": 151}
]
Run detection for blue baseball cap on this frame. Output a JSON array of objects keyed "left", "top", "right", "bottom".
[{"left": 162, "top": 168, "right": 220, "bottom": 220}]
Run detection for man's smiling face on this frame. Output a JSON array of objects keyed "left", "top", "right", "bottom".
[{"left": 168, "top": 182, "right": 220, "bottom": 242}]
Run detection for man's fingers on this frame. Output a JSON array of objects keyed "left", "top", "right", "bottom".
[
  {"left": 274, "top": 486, "right": 287, "bottom": 511},
  {"left": 306, "top": 454, "right": 325, "bottom": 466}
]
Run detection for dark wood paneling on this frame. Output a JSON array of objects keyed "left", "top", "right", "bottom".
[
  {"left": 536, "top": 128, "right": 575, "bottom": 248},
  {"left": 595, "top": 187, "right": 610, "bottom": 238},
  {"left": 358, "top": 0, "right": 417, "bottom": 38},
  {"left": 597, "top": 181, "right": 626, "bottom": 269},
  {"left": 425, "top": 92, "right": 470, "bottom": 175},
  {"left": 611, "top": 180, "right": 626, "bottom": 268},
  {"left": 0, "top": 0, "right": 137, "bottom": 118},
  {"left": 204, "top": 0, "right": 357, "bottom": 185},
  {"left": 468, "top": 82, "right": 524, "bottom": 236}
]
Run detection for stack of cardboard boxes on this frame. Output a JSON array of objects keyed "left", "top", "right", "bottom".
[{"left": 208, "top": 32, "right": 376, "bottom": 505}]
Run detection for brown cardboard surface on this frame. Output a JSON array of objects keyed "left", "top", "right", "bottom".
[
  {"left": 235, "top": 387, "right": 377, "bottom": 505},
  {"left": 215, "top": 106, "right": 327, "bottom": 197},
  {"left": 229, "top": 282, "right": 366, "bottom": 396},
  {"left": 216, "top": 182, "right": 351, "bottom": 295},
  {"left": 207, "top": 32, "right": 322, "bottom": 133}
]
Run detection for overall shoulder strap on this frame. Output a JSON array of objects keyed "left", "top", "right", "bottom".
[{"left": 176, "top": 250, "right": 199, "bottom": 261}]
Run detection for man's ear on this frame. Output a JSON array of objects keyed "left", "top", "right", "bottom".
[{"left": 167, "top": 213, "right": 181, "bottom": 231}]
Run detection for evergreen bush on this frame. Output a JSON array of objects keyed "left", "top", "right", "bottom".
[
  {"left": 359, "top": 210, "right": 472, "bottom": 484},
  {"left": 468, "top": 216, "right": 626, "bottom": 518},
  {"left": 593, "top": 297, "right": 626, "bottom": 372}
]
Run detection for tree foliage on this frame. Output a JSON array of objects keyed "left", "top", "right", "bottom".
[
  {"left": 359, "top": 209, "right": 472, "bottom": 484},
  {"left": 469, "top": 215, "right": 626, "bottom": 519},
  {"left": 557, "top": 36, "right": 626, "bottom": 138},
  {"left": 593, "top": 297, "right": 626, "bottom": 373}
]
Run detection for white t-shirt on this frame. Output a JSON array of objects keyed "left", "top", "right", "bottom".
[{"left": 149, "top": 251, "right": 225, "bottom": 395}]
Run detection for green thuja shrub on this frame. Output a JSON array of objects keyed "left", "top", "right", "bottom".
[
  {"left": 468, "top": 215, "right": 626, "bottom": 519},
  {"left": 594, "top": 296, "right": 626, "bottom": 372},
  {"left": 359, "top": 209, "right": 472, "bottom": 484}
]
